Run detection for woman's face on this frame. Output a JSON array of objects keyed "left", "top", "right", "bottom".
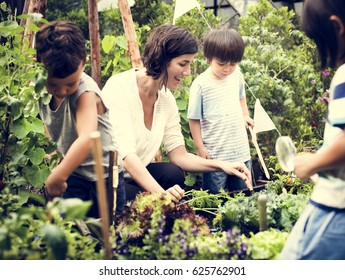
[{"left": 166, "top": 54, "right": 196, "bottom": 90}]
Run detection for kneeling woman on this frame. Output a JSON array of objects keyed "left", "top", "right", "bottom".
[{"left": 102, "top": 24, "right": 251, "bottom": 203}]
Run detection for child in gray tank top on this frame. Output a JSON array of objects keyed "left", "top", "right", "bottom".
[{"left": 35, "top": 20, "right": 125, "bottom": 219}]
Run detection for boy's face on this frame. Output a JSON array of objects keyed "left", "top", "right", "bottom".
[
  {"left": 209, "top": 59, "right": 237, "bottom": 80},
  {"left": 45, "top": 62, "right": 84, "bottom": 98}
]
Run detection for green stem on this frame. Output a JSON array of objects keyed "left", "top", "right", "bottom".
[
  {"left": 192, "top": 208, "right": 218, "bottom": 216},
  {"left": 180, "top": 193, "right": 225, "bottom": 205}
]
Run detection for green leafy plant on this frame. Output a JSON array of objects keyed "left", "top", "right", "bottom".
[
  {"left": 217, "top": 186, "right": 309, "bottom": 235},
  {"left": 244, "top": 228, "right": 289, "bottom": 260},
  {"left": 0, "top": 5, "right": 58, "bottom": 195},
  {"left": 239, "top": 0, "right": 331, "bottom": 175},
  {"left": 0, "top": 187, "right": 102, "bottom": 260},
  {"left": 113, "top": 192, "right": 249, "bottom": 260}
]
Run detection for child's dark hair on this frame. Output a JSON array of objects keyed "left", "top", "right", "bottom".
[
  {"left": 35, "top": 20, "right": 87, "bottom": 78},
  {"left": 142, "top": 24, "right": 198, "bottom": 88},
  {"left": 301, "top": 0, "right": 345, "bottom": 69},
  {"left": 203, "top": 28, "right": 245, "bottom": 63}
]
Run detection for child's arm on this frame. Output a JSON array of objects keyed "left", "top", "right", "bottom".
[
  {"left": 294, "top": 129, "right": 345, "bottom": 180},
  {"left": 189, "top": 119, "right": 210, "bottom": 159},
  {"left": 45, "top": 91, "right": 99, "bottom": 197},
  {"left": 240, "top": 98, "right": 254, "bottom": 129}
]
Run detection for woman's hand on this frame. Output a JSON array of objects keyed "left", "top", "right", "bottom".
[
  {"left": 220, "top": 161, "right": 253, "bottom": 190},
  {"left": 165, "top": 184, "right": 185, "bottom": 203}
]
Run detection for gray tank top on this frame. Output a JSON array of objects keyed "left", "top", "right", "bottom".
[{"left": 39, "top": 73, "right": 114, "bottom": 181}]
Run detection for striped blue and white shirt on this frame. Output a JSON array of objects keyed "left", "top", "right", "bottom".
[{"left": 188, "top": 67, "right": 250, "bottom": 163}]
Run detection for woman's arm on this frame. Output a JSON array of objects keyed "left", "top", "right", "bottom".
[{"left": 168, "top": 146, "right": 252, "bottom": 188}]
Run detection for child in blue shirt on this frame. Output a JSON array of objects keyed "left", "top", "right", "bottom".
[
  {"left": 188, "top": 28, "right": 254, "bottom": 194},
  {"left": 281, "top": 0, "right": 345, "bottom": 259}
]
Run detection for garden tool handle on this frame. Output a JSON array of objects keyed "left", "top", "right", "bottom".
[{"left": 112, "top": 151, "right": 119, "bottom": 217}]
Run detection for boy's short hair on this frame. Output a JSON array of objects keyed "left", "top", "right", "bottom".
[
  {"left": 203, "top": 28, "right": 245, "bottom": 63},
  {"left": 35, "top": 20, "right": 87, "bottom": 78}
]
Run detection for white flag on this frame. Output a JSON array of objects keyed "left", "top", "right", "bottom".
[
  {"left": 173, "top": 0, "right": 200, "bottom": 24},
  {"left": 250, "top": 99, "right": 278, "bottom": 180},
  {"left": 249, "top": 127, "right": 271, "bottom": 179},
  {"left": 97, "top": 0, "right": 135, "bottom": 11},
  {"left": 252, "top": 99, "right": 277, "bottom": 134}
]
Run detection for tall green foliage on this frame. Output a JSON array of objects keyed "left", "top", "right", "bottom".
[
  {"left": 0, "top": 3, "right": 57, "bottom": 194},
  {"left": 239, "top": 0, "right": 330, "bottom": 175}
]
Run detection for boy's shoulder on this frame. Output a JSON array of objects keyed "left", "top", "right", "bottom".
[
  {"left": 78, "top": 72, "right": 101, "bottom": 95},
  {"left": 191, "top": 70, "right": 210, "bottom": 86}
]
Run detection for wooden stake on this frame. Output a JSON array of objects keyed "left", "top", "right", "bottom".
[
  {"left": 258, "top": 194, "right": 268, "bottom": 231},
  {"left": 112, "top": 151, "right": 119, "bottom": 217},
  {"left": 22, "top": 0, "right": 47, "bottom": 49},
  {"left": 88, "top": 0, "right": 102, "bottom": 89},
  {"left": 90, "top": 131, "right": 112, "bottom": 260},
  {"left": 118, "top": 0, "right": 143, "bottom": 69}
]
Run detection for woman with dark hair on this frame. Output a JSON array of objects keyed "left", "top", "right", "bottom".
[{"left": 102, "top": 24, "right": 251, "bottom": 203}]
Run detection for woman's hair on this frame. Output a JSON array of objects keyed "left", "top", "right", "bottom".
[
  {"left": 35, "top": 20, "right": 87, "bottom": 78},
  {"left": 142, "top": 24, "right": 198, "bottom": 87},
  {"left": 203, "top": 28, "right": 245, "bottom": 63},
  {"left": 301, "top": 0, "right": 345, "bottom": 69}
]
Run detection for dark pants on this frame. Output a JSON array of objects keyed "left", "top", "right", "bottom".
[
  {"left": 125, "top": 162, "right": 186, "bottom": 201},
  {"left": 63, "top": 172, "right": 126, "bottom": 219}
]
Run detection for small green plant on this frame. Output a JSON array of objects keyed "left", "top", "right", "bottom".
[
  {"left": 0, "top": 187, "right": 102, "bottom": 260},
  {"left": 244, "top": 228, "right": 289, "bottom": 260}
]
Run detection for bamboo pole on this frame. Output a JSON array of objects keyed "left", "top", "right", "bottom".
[
  {"left": 112, "top": 151, "right": 119, "bottom": 217},
  {"left": 118, "top": 0, "right": 143, "bottom": 69},
  {"left": 90, "top": 131, "right": 112, "bottom": 260},
  {"left": 22, "top": 0, "right": 47, "bottom": 49},
  {"left": 88, "top": 0, "right": 102, "bottom": 88},
  {"left": 20, "top": 0, "right": 30, "bottom": 27}
]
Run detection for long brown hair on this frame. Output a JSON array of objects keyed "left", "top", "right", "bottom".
[{"left": 142, "top": 24, "right": 198, "bottom": 88}]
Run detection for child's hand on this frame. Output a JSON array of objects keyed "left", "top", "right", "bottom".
[
  {"left": 244, "top": 115, "right": 254, "bottom": 129},
  {"left": 196, "top": 147, "right": 210, "bottom": 159},
  {"left": 45, "top": 172, "right": 68, "bottom": 198},
  {"left": 294, "top": 153, "right": 316, "bottom": 181}
]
